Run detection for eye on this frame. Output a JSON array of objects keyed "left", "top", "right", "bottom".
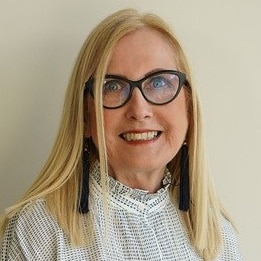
[
  {"left": 103, "top": 80, "right": 123, "bottom": 93},
  {"left": 149, "top": 76, "right": 169, "bottom": 89}
]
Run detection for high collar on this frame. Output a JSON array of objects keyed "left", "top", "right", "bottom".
[{"left": 89, "top": 161, "right": 172, "bottom": 215}]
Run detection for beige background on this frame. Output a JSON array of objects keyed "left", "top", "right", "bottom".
[{"left": 0, "top": 0, "right": 260, "bottom": 259}]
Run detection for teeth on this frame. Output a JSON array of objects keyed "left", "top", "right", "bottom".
[{"left": 122, "top": 131, "right": 159, "bottom": 141}]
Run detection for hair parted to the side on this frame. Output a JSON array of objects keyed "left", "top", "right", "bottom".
[{"left": 0, "top": 8, "right": 231, "bottom": 260}]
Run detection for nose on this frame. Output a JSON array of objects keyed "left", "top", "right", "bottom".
[{"left": 124, "top": 88, "right": 153, "bottom": 121}]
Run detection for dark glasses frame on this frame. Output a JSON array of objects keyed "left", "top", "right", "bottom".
[{"left": 85, "top": 70, "right": 188, "bottom": 109}]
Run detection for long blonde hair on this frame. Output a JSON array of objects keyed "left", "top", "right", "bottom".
[{"left": 0, "top": 8, "right": 229, "bottom": 260}]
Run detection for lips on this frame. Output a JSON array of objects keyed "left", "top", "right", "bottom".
[{"left": 120, "top": 131, "right": 161, "bottom": 141}]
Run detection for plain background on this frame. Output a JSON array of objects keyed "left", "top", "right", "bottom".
[{"left": 0, "top": 0, "right": 260, "bottom": 259}]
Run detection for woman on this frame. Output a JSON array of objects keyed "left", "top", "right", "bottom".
[{"left": 0, "top": 8, "right": 242, "bottom": 260}]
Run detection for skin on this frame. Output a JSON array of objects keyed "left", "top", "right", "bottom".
[{"left": 88, "top": 28, "right": 188, "bottom": 193}]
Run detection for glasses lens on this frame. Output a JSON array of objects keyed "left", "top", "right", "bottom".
[
  {"left": 103, "top": 78, "right": 130, "bottom": 108},
  {"left": 142, "top": 73, "right": 180, "bottom": 104}
]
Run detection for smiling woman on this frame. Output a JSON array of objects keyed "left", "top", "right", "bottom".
[
  {"left": 90, "top": 28, "right": 189, "bottom": 193},
  {"left": 0, "top": 8, "right": 242, "bottom": 261}
]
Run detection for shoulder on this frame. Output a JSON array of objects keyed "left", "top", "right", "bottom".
[
  {"left": 217, "top": 216, "right": 243, "bottom": 260},
  {"left": 8, "top": 199, "right": 59, "bottom": 240},
  {"left": 1, "top": 199, "right": 61, "bottom": 260}
]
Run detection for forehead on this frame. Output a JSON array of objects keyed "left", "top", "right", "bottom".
[{"left": 107, "top": 28, "right": 177, "bottom": 78}]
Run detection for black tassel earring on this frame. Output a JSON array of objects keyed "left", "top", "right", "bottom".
[
  {"left": 78, "top": 137, "right": 92, "bottom": 214},
  {"left": 179, "top": 142, "right": 190, "bottom": 211}
]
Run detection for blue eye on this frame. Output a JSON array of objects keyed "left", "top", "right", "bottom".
[{"left": 150, "top": 77, "right": 168, "bottom": 88}]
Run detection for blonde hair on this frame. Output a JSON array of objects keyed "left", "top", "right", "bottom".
[{"left": 0, "top": 8, "right": 230, "bottom": 260}]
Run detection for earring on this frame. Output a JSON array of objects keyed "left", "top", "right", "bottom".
[
  {"left": 78, "top": 137, "right": 92, "bottom": 214},
  {"left": 179, "top": 142, "right": 190, "bottom": 211}
]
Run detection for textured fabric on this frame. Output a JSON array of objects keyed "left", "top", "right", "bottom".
[{"left": 1, "top": 162, "right": 242, "bottom": 260}]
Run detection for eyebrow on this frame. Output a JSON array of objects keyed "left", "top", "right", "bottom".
[{"left": 106, "top": 68, "right": 177, "bottom": 79}]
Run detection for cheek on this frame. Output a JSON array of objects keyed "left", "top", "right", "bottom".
[
  {"left": 165, "top": 90, "right": 189, "bottom": 138},
  {"left": 103, "top": 110, "right": 119, "bottom": 140},
  {"left": 92, "top": 109, "right": 121, "bottom": 148}
]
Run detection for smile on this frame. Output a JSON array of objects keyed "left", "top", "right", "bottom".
[{"left": 121, "top": 131, "right": 161, "bottom": 141}]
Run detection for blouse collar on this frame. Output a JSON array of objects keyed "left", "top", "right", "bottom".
[{"left": 90, "top": 161, "right": 172, "bottom": 214}]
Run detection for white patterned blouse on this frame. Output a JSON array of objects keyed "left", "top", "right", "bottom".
[{"left": 1, "top": 161, "right": 242, "bottom": 260}]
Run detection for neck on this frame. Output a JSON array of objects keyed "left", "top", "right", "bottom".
[{"left": 109, "top": 167, "right": 166, "bottom": 193}]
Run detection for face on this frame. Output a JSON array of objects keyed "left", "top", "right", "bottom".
[{"left": 88, "top": 28, "right": 188, "bottom": 178}]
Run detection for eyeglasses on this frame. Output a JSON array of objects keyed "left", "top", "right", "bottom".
[{"left": 85, "top": 70, "right": 187, "bottom": 109}]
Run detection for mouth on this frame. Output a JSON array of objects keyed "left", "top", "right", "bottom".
[{"left": 120, "top": 131, "right": 161, "bottom": 142}]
